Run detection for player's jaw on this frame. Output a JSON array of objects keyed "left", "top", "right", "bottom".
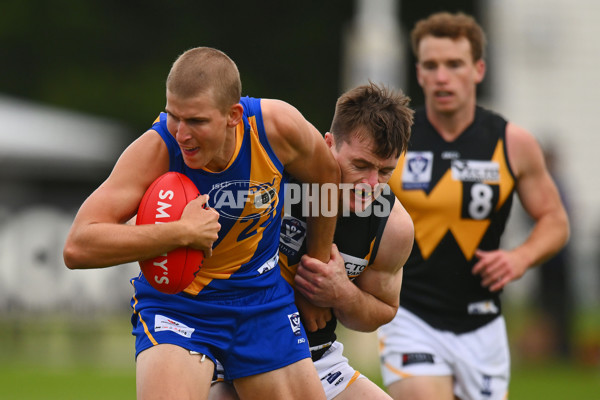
[{"left": 347, "top": 183, "right": 377, "bottom": 213}]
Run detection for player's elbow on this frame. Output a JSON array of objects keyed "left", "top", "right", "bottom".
[
  {"left": 379, "top": 304, "right": 399, "bottom": 326},
  {"left": 63, "top": 239, "right": 88, "bottom": 270}
]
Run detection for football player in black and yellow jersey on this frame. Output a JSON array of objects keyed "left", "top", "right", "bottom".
[{"left": 378, "top": 12, "right": 570, "bottom": 400}]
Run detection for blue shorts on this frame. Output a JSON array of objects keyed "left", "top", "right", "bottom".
[{"left": 130, "top": 269, "right": 311, "bottom": 381}]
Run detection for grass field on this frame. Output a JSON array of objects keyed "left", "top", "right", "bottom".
[
  {"left": 1, "top": 361, "right": 599, "bottom": 400},
  {"left": 1, "top": 311, "right": 599, "bottom": 399}
]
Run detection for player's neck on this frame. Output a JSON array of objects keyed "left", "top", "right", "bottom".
[
  {"left": 205, "top": 125, "right": 239, "bottom": 172},
  {"left": 426, "top": 104, "right": 476, "bottom": 142}
]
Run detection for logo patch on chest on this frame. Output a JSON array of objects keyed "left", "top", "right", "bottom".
[
  {"left": 402, "top": 151, "right": 433, "bottom": 190},
  {"left": 451, "top": 160, "right": 499, "bottom": 183}
]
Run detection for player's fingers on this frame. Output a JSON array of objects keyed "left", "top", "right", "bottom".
[
  {"left": 299, "top": 255, "right": 320, "bottom": 273},
  {"left": 303, "top": 318, "right": 318, "bottom": 332},
  {"left": 294, "top": 273, "right": 313, "bottom": 297},
  {"left": 489, "top": 275, "right": 509, "bottom": 292},
  {"left": 197, "top": 194, "right": 210, "bottom": 206}
]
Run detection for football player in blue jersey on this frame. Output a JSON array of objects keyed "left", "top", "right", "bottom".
[{"left": 64, "top": 47, "right": 339, "bottom": 400}]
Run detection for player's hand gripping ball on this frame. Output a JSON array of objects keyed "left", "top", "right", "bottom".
[{"left": 136, "top": 172, "right": 204, "bottom": 294}]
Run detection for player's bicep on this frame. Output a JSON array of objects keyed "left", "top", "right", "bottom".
[
  {"left": 354, "top": 202, "right": 414, "bottom": 307},
  {"left": 74, "top": 130, "right": 170, "bottom": 225},
  {"left": 507, "top": 124, "right": 563, "bottom": 221}
]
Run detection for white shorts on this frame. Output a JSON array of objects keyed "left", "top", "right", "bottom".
[
  {"left": 314, "top": 341, "right": 366, "bottom": 400},
  {"left": 377, "top": 307, "right": 510, "bottom": 400}
]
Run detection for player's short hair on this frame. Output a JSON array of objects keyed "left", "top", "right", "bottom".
[
  {"left": 330, "top": 82, "right": 413, "bottom": 159},
  {"left": 166, "top": 47, "right": 242, "bottom": 113},
  {"left": 411, "top": 12, "right": 487, "bottom": 62}
]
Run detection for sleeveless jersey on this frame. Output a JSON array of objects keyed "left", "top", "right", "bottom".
[
  {"left": 279, "top": 188, "right": 396, "bottom": 360},
  {"left": 147, "top": 96, "right": 287, "bottom": 296},
  {"left": 389, "top": 107, "right": 515, "bottom": 333}
]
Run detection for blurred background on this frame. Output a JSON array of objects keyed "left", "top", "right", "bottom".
[{"left": 1, "top": 0, "right": 599, "bottom": 398}]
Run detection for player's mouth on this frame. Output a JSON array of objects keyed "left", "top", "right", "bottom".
[
  {"left": 181, "top": 146, "right": 200, "bottom": 155},
  {"left": 353, "top": 185, "right": 373, "bottom": 200},
  {"left": 434, "top": 90, "right": 453, "bottom": 99}
]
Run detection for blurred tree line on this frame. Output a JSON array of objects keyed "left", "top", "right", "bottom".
[{"left": 0, "top": 0, "right": 475, "bottom": 139}]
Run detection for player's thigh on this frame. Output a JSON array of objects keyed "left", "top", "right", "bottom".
[
  {"left": 387, "top": 375, "right": 455, "bottom": 400},
  {"left": 209, "top": 381, "right": 239, "bottom": 400},
  {"left": 234, "top": 358, "right": 325, "bottom": 400},
  {"left": 136, "top": 343, "right": 214, "bottom": 400},
  {"left": 334, "top": 378, "right": 392, "bottom": 400}
]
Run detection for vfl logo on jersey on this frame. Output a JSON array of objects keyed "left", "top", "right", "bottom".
[
  {"left": 279, "top": 216, "right": 307, "bottom": 258},
  {"left": 340, "top": 252, "right": 368, "bottom": 279},
  {"left": 288, "top": 312, "right": 302, "bottom": 337},
  {"left": 208, "top": 179, "right": 278, "bottom": 221},
  {"left": 402, "top": 151, "right": 433, "bottom": 190},
  {"left": 451, "top": 160, "right": 500, "bottom": 183}
]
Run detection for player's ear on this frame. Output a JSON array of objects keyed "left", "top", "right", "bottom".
[
  {"left": 227, "top": 103, "right": 243, "bottom": 127},
  {"left": 324, "top": 132, "right": 334, "bottom": 149},
  {"left": 474, "top": 59, "right": 486, "bottom": 84}
]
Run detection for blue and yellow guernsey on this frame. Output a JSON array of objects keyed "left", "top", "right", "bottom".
[{"left": 151, "top": 96, "right": 287, "bottom": 296}]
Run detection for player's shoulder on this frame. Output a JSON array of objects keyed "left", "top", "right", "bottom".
[
  {"left": 385, "top": 200, "right": 414, "bottom": 242},
  {"left": 260, "top": 98, "right": 304, "bottom": 133},
  {"left": 505, "top": 121, "right": 545, "bottom": 177}
]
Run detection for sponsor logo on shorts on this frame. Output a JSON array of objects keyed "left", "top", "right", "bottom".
[
  {"left": 402, "top": 352, "right": 434, "bottom": 366},
  {"left": 288, "top": 312, "right": 302, "bottom": 337},
  {"left": 154, "top": 315, "right": 194, "bottom": 338},
  {"left": 322, "top": 371, "right": 344, "bottom": 386},
  {"left": 480, "top": 374, "right": 493, "bottom": 397}
]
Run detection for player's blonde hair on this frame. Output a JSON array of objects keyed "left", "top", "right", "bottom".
[
  {"left": 411, "top": 12, "right": 487, "bottom": 62},
  {"left": 166, "top": 47, "right": 242, "bottom": 113}
]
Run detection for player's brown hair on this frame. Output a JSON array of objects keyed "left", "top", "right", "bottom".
[
  {"left": 330, "top": 82, "right": 413, "bottom": 159},
  {"left": 411, "top": 12, "right": 487, "bottom": 62},
  {"left": 166, "top": 47, "right": 242, "bottom": 113}
]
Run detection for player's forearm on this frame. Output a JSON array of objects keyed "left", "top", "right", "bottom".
[
  {"left": 305, "top": 214, "right": 338, "bottom": 263},
  {"left": 63, "top": 222, "right": 188, "bottom": 269},
  {"left": 514, "top": 209, "right": 570, "bottom": 268},
  {"left": 333, "top": 286, "right": 398, "bottom": 332},
  {"left": 302, "top": 161, "right": 340, "bottom": 263}
]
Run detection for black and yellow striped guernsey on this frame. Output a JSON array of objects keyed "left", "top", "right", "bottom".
[
  {"left": 279, "top": 189, "right": 396, "bottom": 359},
  {"left": 389, "top": 106, "right": 516, "bottom": 333}
]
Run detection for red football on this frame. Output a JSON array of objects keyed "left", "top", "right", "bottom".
[{"left": 136, "top": 171, "right": 204, "bottom": 294}]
